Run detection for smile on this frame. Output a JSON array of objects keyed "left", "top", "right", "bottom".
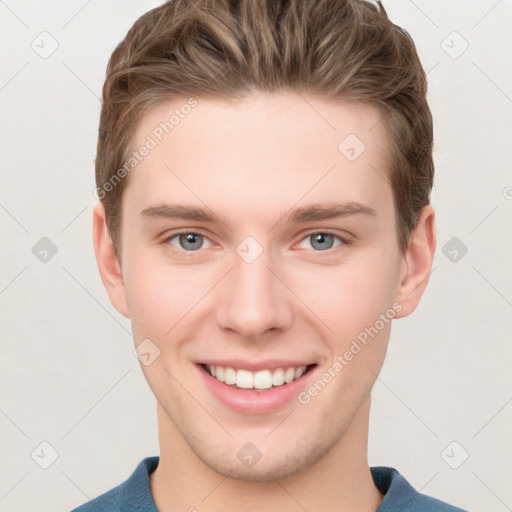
[
  {"left": 203, "top": 364, "right": 311, "bottom": 391},
  {"left": 197, "top": 360, "right": 318, "bottom": 414}
]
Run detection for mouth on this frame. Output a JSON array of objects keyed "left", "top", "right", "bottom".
[
  {"left": 201, "top": 363, "right": 317, "bottom": 392},
  {"left": 195, "top": 359, "right": 319, "bottom": 414}
]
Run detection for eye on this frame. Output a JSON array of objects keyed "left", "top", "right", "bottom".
[
  {"left": 166, "top": 232, "right": 213, "bottom": 251},
  {"left": 298, "top": 232, "right": 344, "bottom": 251}
]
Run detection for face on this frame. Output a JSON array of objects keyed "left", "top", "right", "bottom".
[{"left": 98, "top": 92, "right": 430, "bottom": 481}]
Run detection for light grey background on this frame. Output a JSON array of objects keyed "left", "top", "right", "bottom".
[{"left": 0, "top": 1, "right": 511, "bottom": 511}]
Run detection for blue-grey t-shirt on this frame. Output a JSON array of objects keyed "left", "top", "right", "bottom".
[{"left": 70, "top": 456, "right": 468, "bottom": 511}]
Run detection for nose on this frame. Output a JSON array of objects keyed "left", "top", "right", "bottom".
[{"left": 215, "top": 246, "right": 294, "bottom": 340}]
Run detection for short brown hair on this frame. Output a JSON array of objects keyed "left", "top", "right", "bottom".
[{"left": 96, "top": 0, "right": 433, "bottom": 255}]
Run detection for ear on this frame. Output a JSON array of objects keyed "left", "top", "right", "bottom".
[
  {"left": 394, "top": 205, "right": 436, "bottom": 318},
  {"left": 92, "top": 201, "right": 130, "bottom": 318}
]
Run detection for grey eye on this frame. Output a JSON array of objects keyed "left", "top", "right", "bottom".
[
  {"left": 310, "top": 233, "right": 334, "bottom": 250},
  {"left": 169, "top": 233, "right": 211, "bottom": 251},
  {"left": 180, "top": 233, "right": 202, "bottom": 250},
  {"left": 298, "top": 233, "right": 342, "bottom": 251}
]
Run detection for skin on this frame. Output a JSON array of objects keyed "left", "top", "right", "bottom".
[{"left": 93, "top": 92, "right": 436, "bottom": 511}]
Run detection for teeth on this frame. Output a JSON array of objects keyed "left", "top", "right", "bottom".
[
  {"left": 294, "top": 367, "right": 305, "bottom": 379},
  {"left": 223, "top": 366, "right": 236, "bottom": 385},
  {"left": 206, "top": 364, "right": 308, "bottom": 390},
  {"left": 284, "top": 367, "right": 295, "bottom": 383},
  {"left": 272, "top": 368, "right": 285, "bottom": 386},
  {"left": 254, "top": 370, "right": 272, "bottom": 389},
  {"left": 236, "top": 369, "right": 253, "bottom": 389}
]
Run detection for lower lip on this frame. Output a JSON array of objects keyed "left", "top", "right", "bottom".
[{"left": 197, "top": 364, "right": 316, "bottom": 415}]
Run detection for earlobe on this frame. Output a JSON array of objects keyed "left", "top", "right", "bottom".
[
  {"left": 92, "top": 201, "right": 130, "bottom": 318},
  {"left": 394, "top": 205, "right": 437, "bottom": 318}
]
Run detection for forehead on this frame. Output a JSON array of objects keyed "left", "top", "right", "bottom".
[{"left": 124, "top": 92, "right": 393, "bottom": 223}]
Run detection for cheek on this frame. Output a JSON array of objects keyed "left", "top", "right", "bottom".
[
  {"left": 292, "top": 250, "right": 400, "bottom": 338},
  {"left": 285, "top": 253, "right": 401, "bottom": 399},
  {"left": 123, "top": 249, "right": 215, "bottom": 342},
  {"left": 293, "top": 255, "right": 400, "bottom": 409}
]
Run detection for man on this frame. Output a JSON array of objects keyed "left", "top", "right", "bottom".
[{"left": 73, "top": 0, "right": 468, "bottom": 510}]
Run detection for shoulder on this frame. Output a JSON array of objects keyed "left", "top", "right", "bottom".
[
  {"left": 371, "top": 466, "right": 469, "bottom": 512},
  {"left": 69, "top": 456, "right": 159, "bottom": 512}
]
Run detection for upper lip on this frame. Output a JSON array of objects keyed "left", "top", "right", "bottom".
[{"left": 198, "top": 359, "right": 316, "bottom": 372}]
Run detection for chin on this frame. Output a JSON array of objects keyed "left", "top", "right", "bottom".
[
  {"left": 190, "top": 437, "right": 333, "bottom": 483},
  {"left": 201, "top": 455, "right": 302, "bottom": 482}
]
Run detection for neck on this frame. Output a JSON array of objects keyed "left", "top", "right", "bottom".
[{"left": 150, "top": 395, "right": 383, "bottom": 512}]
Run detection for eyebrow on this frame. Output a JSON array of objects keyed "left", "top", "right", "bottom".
[
  {"left": 140, "top": 201, "right": 377, "bottom": 225},
  {"left": 141, "top": 204, "right": 217, "bottom": 222},
  {"left": 287, "top": 202, "right": 376, "bottom": 223}
]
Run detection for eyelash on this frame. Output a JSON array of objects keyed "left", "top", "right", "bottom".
[{"left": 162, "top": 229, "right": 349, "bottom": 254}]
